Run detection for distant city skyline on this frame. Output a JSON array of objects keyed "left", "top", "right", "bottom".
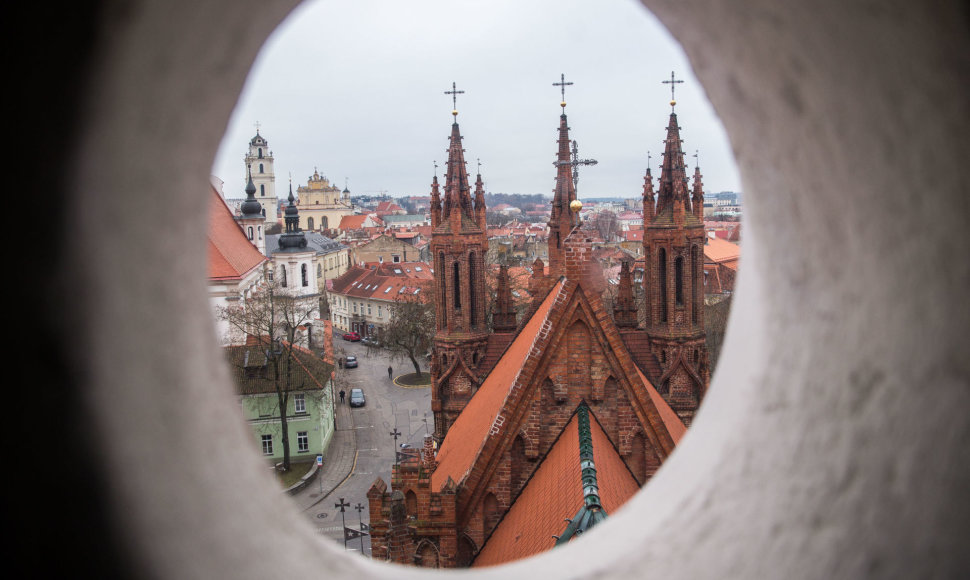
[{"left": 212, "top": 0, "right": 741, "bottom": 199}]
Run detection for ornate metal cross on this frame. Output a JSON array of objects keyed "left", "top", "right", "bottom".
[
  {"left": 553, "top": 73, "right": 573, "bottom": 110},
  {"left": 444, "top": 82, "right": 464, "bottom": 115},
  {"left": 254, "top": 120, "right": 261, "bottom": 133},
  {"left": 663, "top": 71, "right": 684, "bottom": 102},
  {"left": 335, "top": 497, "right": 350, "bottom": 550},
  {"left": 554, "top": 140, "right": 598, "bottom": 188}
]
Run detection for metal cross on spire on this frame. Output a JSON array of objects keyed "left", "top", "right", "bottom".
[
  {"left": 335, "top": 497, "right": 350, "bottom": 550},
  {"left": 555, "top": 140, "right": 598, "bottom": 188},
  {"left": 553, "top": 73, "right": 573, "bottom": 111},
  {"left": 662, "top": 71, "right": 684, "bottom": 106},
  {"left": 254, "top": 120, "right": 261, "bottom": 134},
  {"left": 433, "top": 160, "right": 438, "bottom": 177},
  {"left": 445, "top": 82, "right": 464, "bottom": 117},
  {"left": 647, "top": 150, "right": 652, "bottom": 173},
  {"left": 693, "top": 149, "right": 700, "bottom": 168},
  {"left": 477, "top": 158, "right": 482, "bottom": 174}
]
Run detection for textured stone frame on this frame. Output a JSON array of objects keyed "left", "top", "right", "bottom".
[{"left": 56, "top": 0, "right": 969, "bottom": 578}]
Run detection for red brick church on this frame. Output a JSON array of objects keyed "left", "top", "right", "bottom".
[{"left": 367, "top": 79, "right": 710, "bottom": 567}]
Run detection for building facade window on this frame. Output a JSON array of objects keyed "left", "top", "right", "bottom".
[
  {"left": 301, "top": 264, "right": 308, "bottom": 287},
  {"left": 307, "top": 217, "right": 314, "bottom": 231},
  {"left": 261, "top": 434, "right": 273, "bottom": 455},
  {"left": 281, "top": 266, "right": 287, "bottom": 287},
  {"left": 297, "top": 432, "right": 309, "bottom": 453},
  {"left": 260, "top": 184, "right": 265, "bottom": 196},
  {"left": 294, "top": 393, "right": 306, "bottom": 414},
  {"left": 259, "top": 163, "right": 264, "bottom": 173},
  {"left": 247, "top": 226, "right": 254, "bottom": 240}
]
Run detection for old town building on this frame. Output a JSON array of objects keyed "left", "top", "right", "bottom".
[{"left": 367, "top": 83, "right": 709, "bottom": 567}]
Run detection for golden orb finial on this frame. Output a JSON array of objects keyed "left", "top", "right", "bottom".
[
  {"left": 569, "top": 199, "right": 583, "bottom": 213},
  {"left": 670, "top": 99, "right": 677, "bottom": 107},
  {"left": 452, "top": 109, "right": 458, "bottom": 117},
  {"left": 561, "top": 101, "right": 567, "bottom": 108}
]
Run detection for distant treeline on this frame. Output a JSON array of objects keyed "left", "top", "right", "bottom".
[{"left": 485, "top": 193, "right": 549, "bottom": 210}]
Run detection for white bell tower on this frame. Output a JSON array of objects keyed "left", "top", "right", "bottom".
[{"left": 243, "top": 126, "right": 278, "bottom": 223}]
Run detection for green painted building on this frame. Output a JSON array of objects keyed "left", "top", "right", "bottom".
[{"left": 224, "top": 342, "right": 335, "bottom": 466}]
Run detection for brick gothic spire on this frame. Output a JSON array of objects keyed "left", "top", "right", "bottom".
[
  {"left": 473, "top": 170, "right": 486, "bottom": 230},
  {"left": 642, "top": 164, "right": 656, "bottom": 223},
  {"left": 548, "top": 112, "right": 578, "bottom": 277},
  {"left": 613, "top": 260, "right": 638, "bottom": 328},
  {"left": 492, "top": 264, "right": 517, "bottom": 332},
  {"left": 642, "top": 92, "right": 709, "bottom": 426},
  {"left": 442, "top": 121, "right": 474, "bottom": 226},
  {"left": 691, "top": 160, "right": 705, "bottom": 221},
  {"left": 656, "top": 110, "right": 692, "bottom": 220},
  {"left": 430, "top": 103, "right": 489, "bottom": 442},
  {"left": 430, "top": 173, "right": 442, "bottom": 227}
]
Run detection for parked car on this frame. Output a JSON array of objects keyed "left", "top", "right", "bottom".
[
  {"left": 342, "top": 331, "right": 360, "bottom": 342},
  {"left": 349, "top": 388, "right": 365, "bottom": 407},
  {"left": 361, "top": 336, "right": 381, "bottom": 347},
  {"left": 344, "top": 355, "right": 358, "bottom": 368}
]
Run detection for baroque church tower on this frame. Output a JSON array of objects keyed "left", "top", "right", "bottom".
[
  {"left": 430, "top": 85, "right": 490, "bottom": 442},
  {"left": 237, "top": 164, "right": 266, "bottom": 255},
  {"left": 642, "top": 77, "right": 710, "bottom": 425},
  {"left": 244, "top": 128, "right": 278, "bottom": 222}
]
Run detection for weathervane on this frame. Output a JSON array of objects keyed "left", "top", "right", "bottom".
[
  {"left": 553, "top": 73, "right": 573, "bottom": 112},
  {"left": 444, "top": 82, "right": 464, "bottom": 117},
  {"left": 647, "top": 150, "right": 652, "bottom": 173},
  {"left": 662, "top": 71, "right": 684, "bottom": 108},
  {"left": 433, "top": 160, "right": 438, "bottom": 177},
  {"left": 477, "top": 158, "right": 482, "bottom": 174}
]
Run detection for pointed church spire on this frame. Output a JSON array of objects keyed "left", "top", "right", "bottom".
[
  {"left": 613, "top": 259, "right": 638, "bottom": 328},
  {"left": 642, "top": 154, "right": 656, "bottom": 223},
  {"left": 240, "top": 164, "right": 263, "bottom": 218},
  {"left": 657, "top": 106, "right": 690, "bottom": 221},
  {"left": 442, "top": 83, "right": 474, "bottom": 226},
  {"left": 278, "top": 179, "right": 307, "bottom": 249},
  {"left": 430, "top": 165, "right": 442, "bottom": 228},
  {"left": 473, "top": 162, "right": 486, "bottom": 229},
  {"left": 492, "top": 264, "right": 517, "bottom": 332},
  {"left": 548, "top": 74, "right": 580, "bottom": 277},
  {"left": 691, "top": 151, "right": 705, "bottom": 220}
]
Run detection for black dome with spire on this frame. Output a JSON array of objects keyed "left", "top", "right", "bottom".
[{"left": 239, "top": 164, "right": 263, "bottom": 218}]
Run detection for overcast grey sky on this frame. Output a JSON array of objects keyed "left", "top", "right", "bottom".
[{"left": 212, "top": 0, "right": 741, "bottom": 199}]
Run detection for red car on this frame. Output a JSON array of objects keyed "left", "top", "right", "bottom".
[{"left": 342, "top": 332, "right": 361, "bottom": 342}]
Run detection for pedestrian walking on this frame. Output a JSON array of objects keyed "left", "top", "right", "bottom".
[
  {"left": 339, "top": 389, "right": 345, "bottom": 403},
  {"left": 387, "top": 366, "right": 393, "bottom": 380},
  {"left": 338, "top": 358, "right": 343, "bottom": 369}
]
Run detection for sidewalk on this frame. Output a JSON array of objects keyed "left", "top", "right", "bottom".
[{"left": 289, "top": 396, "right": 358, "bottom": 511}]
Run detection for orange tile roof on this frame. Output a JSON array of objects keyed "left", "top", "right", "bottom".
[
  {"left": 703, "top": 237, "right": 741, "bottom": 263},
  {"left": 207, "top": 186, "right": 266, "bottom": 282},
  {"left": 473, "top": 408, "right": 640, "bottom": 567},
  {"left": 636, "top": 367, "right": 686, "bottom": 444},
  {"left": 431, "top": 279, "right": 566, "bottom": 490}
]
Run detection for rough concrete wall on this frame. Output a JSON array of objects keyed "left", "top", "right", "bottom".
[{"left": 36, "top": 0, "right": 970, "bottom": 578}]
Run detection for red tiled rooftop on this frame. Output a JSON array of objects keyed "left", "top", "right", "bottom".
[
  {"left": 704, "top": 237, "right": 741, "bottom": 263},
  {"left": 473, "top": 409, "right": 641, "bottom": 567},
  {"left": 207, "top": 186, "right": 266, "bottom": 282},
  {"left": 431, "top": 279, "right": 566, "bottom": 490}
]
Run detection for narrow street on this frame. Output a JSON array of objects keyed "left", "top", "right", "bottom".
[{"left": 303, "top": 338, "right": 431, "bottom": 556}]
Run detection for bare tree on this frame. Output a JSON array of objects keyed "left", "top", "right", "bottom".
[
  {"left": 218, "top": 280, "right": 319, "bottom": 472},
  {"left": 380, "top": 292, "right": 435, "bottom": 377},
  {"left": 591, "top": 211, "right": 620, "bottom": 242}
]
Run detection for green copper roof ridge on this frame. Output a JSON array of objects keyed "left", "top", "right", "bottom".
[{"left": 554, "top": 402, "right": 607, "bottom": 547}]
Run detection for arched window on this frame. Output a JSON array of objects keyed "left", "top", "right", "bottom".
[
  {"left": 691, "top": 245, "right": 700, "bottom": 323},
  {"left": 321, "top": 216, "right": 328, "bottom": 230},
  {"left": 257, "top": 147, "right": 263, "bottom": 159},
  {"left": 280, "top": 266, "right": 287, "bottom": 287},
  {"left": 317, "top": 264, "right": 322, "bottom": 277},
  {"left": 257, "top": 226, "right": 262, "bottom": 240},
  {"left": 468, "top": 252, "right": 477, "bottom": 327},
  {"left": 307, "top": 217, "right": 314, "bottom": 231},
  {"left": 259, "top": 163, "right": 264, "bottom": 173},
  {"left": 438, "top": 253, "right": 446, "bottom": 310},
  {"left": 453, "top": 261, "right": 461, "bottom": 309},
  {"left": 260, "top": 184, "right": 265, "bottom": 196},
  {"left": 301, "top": 264, "right": 308, "bottom": 287},
  {"left": 659, "top": 247, "right": 668, "bottom": 322},
  {"left": 675, "top": 256, "right": 684, "bottom": 306},
  {"left": 247, "top": 226, "right": 253, "bottom": 240}
]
